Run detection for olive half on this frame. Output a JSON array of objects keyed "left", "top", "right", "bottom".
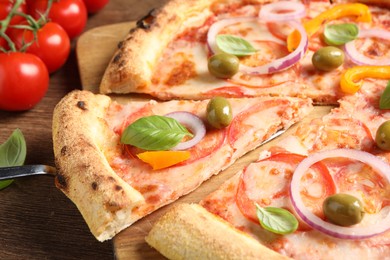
[
  {"left": 312, "top": 46, "right": 344, "bottom": 71},
  {"left": 206, "top": 97, "right": 233, "bottom": 129},
  {"left": 323, "top": 193, "right": 364, "bottom": 226},
  {"left": 208, "top": 53, "right": 239, "bottom": 79},
  {"left": 375, "top": 120, "right": 390, "bottom": 151}
]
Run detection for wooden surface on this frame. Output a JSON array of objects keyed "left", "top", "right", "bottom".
[
  {"left": 76, "top": 22, "right": 333, "bottom": 259},
  {"left": 0, "top": 1, "right": 166, "bottom": 259}
]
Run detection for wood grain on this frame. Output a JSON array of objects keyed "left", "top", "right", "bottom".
[
  {"left": 76, "top": 23, "right": 333, "bottom": 259},
  {"left": 0, "top": 1, "right": 165, "bottom": 259}
]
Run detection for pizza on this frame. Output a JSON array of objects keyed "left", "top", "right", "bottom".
[
  {"left": 99, "top": 0, "right": 389, "bottom": 105},
  {"left": 145, "top": 78, "right": 390, "bottom": 259},
  {"left": 52, "top": 0, "right": 390, "bottom": 255},
  {"left": 52, "top": 90, "right": 312, "bottom": 241}
]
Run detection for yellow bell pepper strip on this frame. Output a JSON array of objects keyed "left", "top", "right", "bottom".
[
  {"left": 287, "top": 3, "right": 372, "bottom": 51},
  {"left": 340, "top": 66, "right": 390, "bottom": 94},
  {"left": 137, "top": 151, "right": 191, "bottom": 170}
]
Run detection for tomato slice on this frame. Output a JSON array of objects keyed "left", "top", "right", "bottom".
[
  {"left": 327, "top": 157, "right": 390, "bottom": 214},
  {"left": 235, "top": 153, "right": 335, "bottom": 230},
  {"left": 228, "top": 99, "right": 288, "bottom": 149},
  {"left": 203, "top": 86, "right": 248, "bottom": 98},
  {"left": 311, "top": 117, "right": 375, "bottom": 152},
  {"left": 116, "top": 103, "right": 154, "bottom": 135},
  {"left": 179, "top": 128, "right": 226, "bottom": 165}
]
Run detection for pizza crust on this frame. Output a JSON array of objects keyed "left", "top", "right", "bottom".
[
  {"left": 146, "top": 203, "right": 289, "bottom": 260},
  {"left": 99, "top": 0, "right": 212, "bottom": 94},
  {"left": 52, "top": 90, "right": 145, "bottom": 241},
  {"left": 99, "top": 0, "right": 276, "bottom": 94}
]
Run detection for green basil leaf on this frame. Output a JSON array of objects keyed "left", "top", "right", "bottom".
[
  {"left": 0, "top": 129, "right": 27, "bottom": 190},
  {"left": 255, "top": 203, "right": 298, "bottom": 235},
  {"left": 216, "top": 34, "right": 257, "bottom": 56},
  {"left": 121, "top": 115, "right": 193, "bottom": 151},
  {"left": 380, "top": 81, "right": 390, "bottom": 109},
  {"left": 323, "top": 23, "right": 359, "bottom": 46},
  {"left": 0, "top": 180, "right": 14, "bottom": 190}
]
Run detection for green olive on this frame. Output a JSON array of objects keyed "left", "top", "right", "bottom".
[
  {"left": 206, "top": 97, "right": 233, "bottom": 129},
  {"left": 312, "top": 46, "right": 345, "bottom": 71},
  {"left": 376, "top": 120, "right": 390, "bottom": 151},
  {"left": 208, "top": 53, "right": 239, "bottom": 79},
  {"left": 323, "top": 194, "right": 364, "bottom": 227}
]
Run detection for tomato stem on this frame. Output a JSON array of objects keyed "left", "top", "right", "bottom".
[{"left": 0, "top": 0, "right": 25, "bottom": 52}]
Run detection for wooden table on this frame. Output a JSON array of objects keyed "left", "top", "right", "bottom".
[{"left": 0, "top": 1, "right": 164, "bottom": 259}]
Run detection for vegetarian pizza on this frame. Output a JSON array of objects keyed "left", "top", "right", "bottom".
[
  {"left": 52, "top": 0, "right": 390, "bottom": 255},
  {"left": 146, "top": 78, "right": 390, "bottom": 259},
  {"left": 52, "top": 90, "right": 312, "bottom": 241},
  {"left": 100, "top": 0, "right": 389, "bottom": 105}
]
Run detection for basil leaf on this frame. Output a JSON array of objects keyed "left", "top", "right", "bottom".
[
  {"left": 0, "top": 129, "right": 27, "bottom": 190},
  {"left": 255, "top": 203, "right": 298, "bottom": 235},
  {"left": 216, "top": 34, "right": 257, "bottom": 56},
  {"left": 380, "top": 81, "right": 390, "bottom": 109},
  {"left": 323, "top": 23, "right": 359, "bottom": 46},
  {"left": 121, "top": 115, "right": 193, "bottom": 151}
]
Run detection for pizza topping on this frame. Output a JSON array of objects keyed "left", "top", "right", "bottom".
[
  {"left": 206, "top": 97, "right": 233, "bottom": 129},
  {"left": 207, "top": 17, "right": 255, "bottom": 55},
  {"left": 208, "top": 53, "right": 239, "bottom": 79},
  {"left": 255, "top": 203, "right": 299, "bottom": 235},
  {"left": 241, "top": 21, "right": 308, "bottom": 75},
  {"left": 216, "top": 34, "right": 257, "bottom": 56},
  {"left": 136, "top": 151, "right": 191, "bottom": 170},
  {"left": 379, "top": 81, "right": 390, "bottom": 110},
  {"left": 121, "top": 115, "right": 193, "bottom": 151},
  {"left": 340, "top": 65, "right": 390, "bottom": 93},
  {"left": 290, "top": 148, "right": 390, "bottom": 239},
  {"left": 287, "top": 3, "right": 371, "bottom": 51},
  {"left": 344, "top": 28, "right": 390, "bottom": 66},
  {"left": 312, "top": 46, "right": 345, "bottom": 71},
  {"left": 258, "top": 1, "right": 306, "bottom": 22},
  {"left": 375, "top": 120, "right": 390, "bottom": 151},
  {"left": 165, "top": 111, "right": 206, "bottom": 150},
  {"left": 323, "top": 193, "right": 364, "bottom": 226},
  {"left": 207, "top": 17, "right": 308, "bottom": 75},
  {"left": 323, "top": 23, "right": 359, "bottom": 46}
]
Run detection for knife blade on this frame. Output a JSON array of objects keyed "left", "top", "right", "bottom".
[{"left": 0, "top": 165, "right": 57, "bottom": 181}]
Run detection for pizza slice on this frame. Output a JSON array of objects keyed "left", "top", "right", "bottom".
[
  {"left": 145, "top": 79, "right": 390, "bottom": 259},
  {"left": 99, "top": 0, "right": 389, "bottom": 104},
  {"left": 52, "top": 90, "right": 312, "bottom": 241}
]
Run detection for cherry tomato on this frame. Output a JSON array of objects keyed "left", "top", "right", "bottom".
[
  {"left": 10, "top": 22, "right": 70, "bottom": 73},
  {"left": 29, "top": 0, "right": 87, "bottom": 39},
  {"left": 0, "top": 0, "right": 27, "bottom": 26},
  {"left": 0, "top": 35, "right": 8, "bottom": 50},
  {"left": 0, "top": 52, "right": 49, "bottom": 111},
  {"left": 82, "top": 0, "right": 108, "bottom": 14}
]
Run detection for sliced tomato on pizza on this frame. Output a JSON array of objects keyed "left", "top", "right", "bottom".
[
  {"left": 52, "top": 90, "right": 312, "bottom": 241},
  {"left": 146, "top": 69, "right": 390, "bottom": 259},
  {"left": 100, "top": 0, "right": 390, "bottom": 105}
]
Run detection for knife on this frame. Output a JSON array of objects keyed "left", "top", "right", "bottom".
[
  {"left": 0, "top": 129, "right": 286, "bottom": 181},
  {"left": 0, "top": 165, "right": 57, "bottom": 181}
]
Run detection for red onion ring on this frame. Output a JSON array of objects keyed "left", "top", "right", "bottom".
[
  {"left": 259, "top": 1, "right": 306, "bottom": 22},
  {"left": 290, "top": 149, "right": 390, "bottom": 239},
  {"left": 239, "top": 21, "right": 308, "bottom": 75},
  {"left": 207, "top": 17, "right": 308, "bottom": 75},
  {"left": 165, "top": 111, "right": 206, "bottom": 151},
  {"left": 345, "top": 28, "right": 390, "bottom": 66}
]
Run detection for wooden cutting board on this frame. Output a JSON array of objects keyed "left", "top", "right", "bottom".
[{"left": 76, "top": 22, "right": 332, "bottom": 259}]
